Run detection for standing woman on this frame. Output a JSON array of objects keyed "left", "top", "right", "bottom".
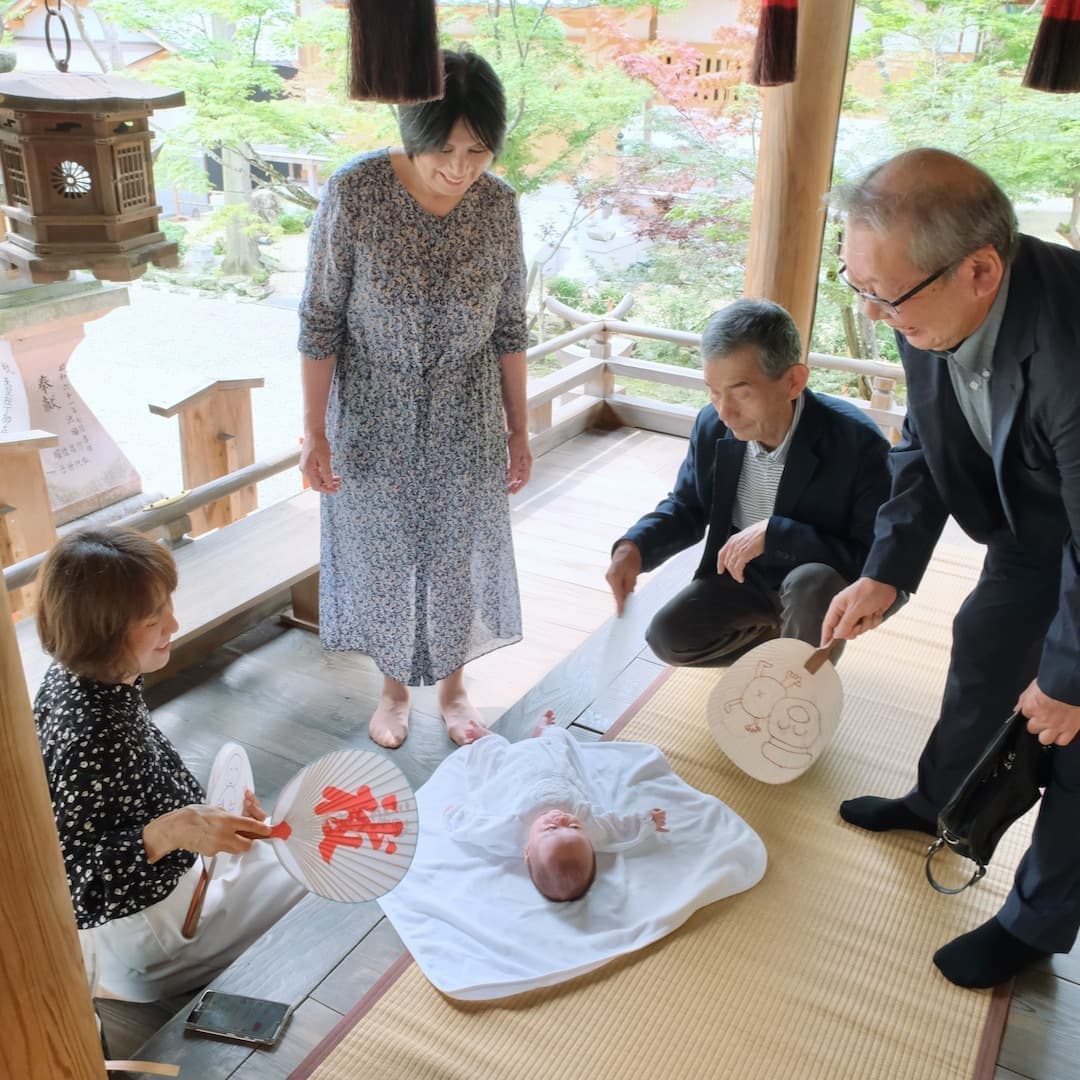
[{"left": 299, "top": 49, "right": 530, "bottom": 749}]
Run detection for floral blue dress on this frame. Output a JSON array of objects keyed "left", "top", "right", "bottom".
[{"left": 298, "top": 150, "right": 527, "bottom": 684}]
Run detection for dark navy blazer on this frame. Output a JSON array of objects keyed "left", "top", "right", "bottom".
[
  {"left": 621, "top": 388, "right": 891, "bottom": 588},
  {"left": 863, "top": 234, "right": 1080, "bottom": 702}
]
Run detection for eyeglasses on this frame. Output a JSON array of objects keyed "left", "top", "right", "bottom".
[
  {"left": 833, "top": 222, "right": 962, "bottom": 319},
  {"left": 836, "top": 260, "right": 956, "bottom": 319}
]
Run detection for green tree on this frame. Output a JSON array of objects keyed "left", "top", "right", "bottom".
[
  {"left": 809, "top": 0, "right": 1079, "bottom": 372},
  {"left": 451, "top": 3, "right": 650, "bottom": 194},
  {"left": 850, "top": 0, "right": 1080, "bottom": 248},
  {"left": 96, "top": 0, "right": 346, "bottom": 207}
]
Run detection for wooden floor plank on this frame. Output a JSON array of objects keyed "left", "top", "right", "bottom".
[
  {"left": 132, "top": 897, "right": 386, "bottom": 1077},
  {"left": 998, "top": 969, "right": 1080, "bottom": 1080},
  {"left": 311, "top": 919, "right": 408, "bottom": 1017},
  {"left": 574, "top": 656, "right": 666, "bottom": 735},
  {"left": 227, "top": 999, "right": 342, "bottom": 1080},
  {"left": 95, "top": 996, "right": 185, "bottom": 1063},
  {"left": 1043, "top": 940, "right": 1080, "bottom": 985}
]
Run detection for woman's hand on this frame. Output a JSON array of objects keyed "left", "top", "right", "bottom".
[
  {"left": 507, "top": 430, "right": 532, "bottom": 494},
  {"left": 300, "top": 431, "right": 341, "bottom": 495},
  {"left": 243, "top": 788, "right": 268, "bottom": 822},
  {"left": 143, "top": 805, "right": 271, "bottom": 863}
]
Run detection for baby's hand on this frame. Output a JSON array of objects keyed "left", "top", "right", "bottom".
[{"left": 651, "top": 808, "right": 668, "bottom": 832}]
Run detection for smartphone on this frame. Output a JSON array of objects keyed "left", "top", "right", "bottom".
[{"left": 184, "top": 990, "right": 292, "bottom": 1047}]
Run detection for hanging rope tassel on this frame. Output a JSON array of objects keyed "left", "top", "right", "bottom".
[
  {"left": 348, "top": 0, "right": 443, "bottom": 103},
  {"left": 750, "top": 0, "right": 799, "bottom": 87},
  {"left": 1023, "top": 0, "right": 1080, "bottom": 93}
]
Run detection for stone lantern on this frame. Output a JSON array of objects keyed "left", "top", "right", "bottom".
[{"left": 0, "top": 72, "right": 185, "bottom": 283}]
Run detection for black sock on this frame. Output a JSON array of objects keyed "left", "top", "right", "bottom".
[
  {"left": 838, "top": 795, "right": 937, "bottom": 836},
  {"left": 933, "top": 917, "right": 1050, "bottom": 988}
]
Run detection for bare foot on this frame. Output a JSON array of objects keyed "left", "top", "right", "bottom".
[
  {"left": 439, "top": 688, "right": 489, "bottom": 745},
  {"left": 370, "top": 681, "right": 410, "bottom": 748},
  {"left": 531, "top": 709, "right": 557, "bottom": 737}
]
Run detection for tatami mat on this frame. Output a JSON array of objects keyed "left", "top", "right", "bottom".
[{"left": 297, "top": 542, "right": 1032, "bottom": 1080}]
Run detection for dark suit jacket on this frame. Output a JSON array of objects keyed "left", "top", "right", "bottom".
[
  {"left": 862, "top": 234, "right": 1080, "bottom": 702},
  {"left": 621, "top": 388, "right": 891, "bottom": 588}
]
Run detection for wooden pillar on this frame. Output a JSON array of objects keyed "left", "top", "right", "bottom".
[
  {"left": 744, "top": 0, "right": 857, "bottom": 358},
  {"left": 870, "top": 376, "right": 903, "bottom": 445},
  {"left": 149, "top": 378, "right": 264, "bottom": 536},
  {"left": 0, "top": 584, "right": 106, "bottom": 1079},
  {"left": 585, "top": 334, "right": 616, "bottom": 401},
  {"left": 0, "top": 429, "right": 58, "bottom": 617}
]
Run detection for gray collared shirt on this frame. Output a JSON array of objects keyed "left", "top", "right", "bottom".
[
  {"left": 934, "top": 266, "right": 1011, "bottom": 456},
  {"left": 731, "top": 392, "right": 805, "bottom": 530}
]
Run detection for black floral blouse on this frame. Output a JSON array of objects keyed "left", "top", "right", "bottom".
[{"left": 34, "top": 662, "right": 204, "bottom": 929}]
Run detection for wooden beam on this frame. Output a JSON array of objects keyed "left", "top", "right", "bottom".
[
  {"left": 150, "top": 380, "right": 264, "bottom": 537},
  {"left": 0, "top": 583, "right": 106, "bottom": 1078},
  {"left": 744, "top": 0, "right": 857, "bottom": 356},
  {"left": 528, "top": 399, "right": 607, "bottom": 459},
  {"left": 607, "top": 357, "right": 706, "bottom": 391},
  {"left": 606, "top": 396, "right": 697, "bottom": 439},
  {"left": 0, "top": 429, "right": 59, "bottom": 616},
  {"left": 526, "top": 356, "right": 605, "bottom": 410}
]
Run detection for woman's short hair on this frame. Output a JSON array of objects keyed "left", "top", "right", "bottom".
[
  {"left": 829, "top": 148, "right": 1019, "bottom": 272},
  {"left": 398, "top": 50, "right": 507, "bottom": 158},
  {"left": 701, "top": 298, "right": 803, "bottom": 379},
  {"left": 36, "top": 528, "right": 178, "bottom": 682}
]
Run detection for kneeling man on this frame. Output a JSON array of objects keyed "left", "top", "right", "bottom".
[{"left": 606, "top": 299, "right": 890, "bottom": 663}]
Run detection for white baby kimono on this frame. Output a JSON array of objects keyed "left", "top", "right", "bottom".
[{"left": 443, "top": 725, "right": 655, "bottom": 856}]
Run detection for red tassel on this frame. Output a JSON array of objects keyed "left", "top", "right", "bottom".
[
  {"left": 1023, "top": 0, "right": 1080, "bottom": 93},
  {"left": 750, "top": 0, "right": 799, "bottom": 87},
  {"left": 348, "top": 0, "right": 443, "bottom": 103}
]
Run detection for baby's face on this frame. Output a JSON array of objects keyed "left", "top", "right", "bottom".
[
  {"left": 526, "top": 808, "right": 583, "bottom": 847},
  {"left": 525, "top": 810, "right": 594, "bottom": 879}
]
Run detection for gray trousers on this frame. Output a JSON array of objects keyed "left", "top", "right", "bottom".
[{"left": 645, "top": 562, "right": 849, "bottom": 666}]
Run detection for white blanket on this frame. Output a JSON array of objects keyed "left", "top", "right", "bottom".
[{"left": 379, "top": 731, "right": 767, "bottom": 1000}]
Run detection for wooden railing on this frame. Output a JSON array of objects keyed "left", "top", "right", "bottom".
[
  {"left": 5, "top": 295, "right": 905, "bottom": 596},
  {"left": 523, "top": 295, "right": 907, "bottom": 452}
]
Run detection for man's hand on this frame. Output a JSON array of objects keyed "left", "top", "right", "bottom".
[
  {"left": 820, "top": 577, "right": 898, "bottom": 644},
  {"left": 1018, "top": 679, "right": 1080, "bottom": 747},
  {"left": 605, "top": 541, "right": 642, "bottom": 616},
  {"left": 716, "top": 520, "right": 768, "bottom": 583},
  {"left": 650, "top": 808, "right": 668, "bottom": 833}
]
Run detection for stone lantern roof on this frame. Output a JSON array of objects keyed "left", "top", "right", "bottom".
[{"left": 0, "top": 72, "right": 185, "bottom": 113}]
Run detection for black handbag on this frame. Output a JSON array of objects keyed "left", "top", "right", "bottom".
[{"left": 925, "top": 711, "right": 1051, "bottom": 894}]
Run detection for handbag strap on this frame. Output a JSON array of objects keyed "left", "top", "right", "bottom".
[{"left": 924, "top": 837, "right": 986, "bottom": 895}]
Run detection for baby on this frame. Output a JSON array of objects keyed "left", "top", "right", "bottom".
[{"left": 445, "top": 713, "right": 667, "bottom": 902}]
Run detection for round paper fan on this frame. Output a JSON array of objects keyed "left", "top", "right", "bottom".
[
  {"left": 706, "top": 638, "right": 843, "bottom": 784},
  {"left": 268, "top": 749, "right": 418, "bottom": 902},
  {"left": 203, "top": 741, "right": 254, "bottom": 871}
]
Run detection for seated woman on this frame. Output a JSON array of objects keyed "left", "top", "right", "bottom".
[
  {"left": 33, "top": 527, "right": 305, "bottom": 1002},
  {"left": 445, "top": 715, "right": 668, "bottom": 901}
]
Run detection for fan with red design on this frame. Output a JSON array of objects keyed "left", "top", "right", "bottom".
[{"left": 267, "top": 749, "right": 418, "bottom": 902}]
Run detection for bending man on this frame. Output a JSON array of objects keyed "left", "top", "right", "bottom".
[
  {"left": 823, "top": 148, "right": 1080, "bottom": 988},
  {"left": 607, "top": 298, "right": 890, "bottom": 665}
]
